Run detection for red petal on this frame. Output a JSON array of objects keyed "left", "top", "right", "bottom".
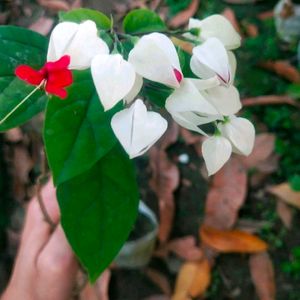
[
  {"left": 15, "top": 65, "right": 44, "bottom": 85},
  {"left": 174, "top": 68, "right": 183, "bottom": 83},
  {"left": 47, "top": 69, "right": 73, "bottom": 88},
  {"left": 45, "top": 81, "right": 68, "bottom": 99},
  {"left": 45, "top": 55, "right": 71, "bottom": 71}
]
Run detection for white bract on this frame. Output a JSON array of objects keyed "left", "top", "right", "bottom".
[
  {"left": 91, "top": 54, "right": 136, "bottom": 111},
  {"left": 128, "top": 32, "right": 183, "bottom": 88},
  {"left": 47, "top": 20, "right": 109, "bottom": 70},
  {"left": 188, "top": 15, "right": 241, "bottom": 50},
  {"left": 191, "top": 38, "right": 236, "bottom": 85},
  {"left": 111, "top": 99, "right": 168, "bottom": 158},
  {"left": 218, "top": 116, "right": 255, "bottom": 156},
  {"left": 202, "top": 136, "right": 232, "bottom": 176},
  {"left": 165, "top": 79, "right": 222, "bottom": 135}
]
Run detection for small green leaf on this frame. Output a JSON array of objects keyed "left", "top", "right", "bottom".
[
  {"left": 287, "top": 84, "right": 300, "bottom": 99},
  {"left": 44, "top": 70, "right": 119, "bottom": 185},
  {"left": 289, "top": 174, "right": 300, "bottom": 191},
  {"left": 57, "top": 145, "right": 139, "bottom": 282},
  {"left": 59, "top": 8, "right": 111, "bottom": 30},
  {"left": 0, "top": 26, "right": 48, "bottom": 131},
  {"left": 123, "top": 9, "right": 167, "bottom": 34}
]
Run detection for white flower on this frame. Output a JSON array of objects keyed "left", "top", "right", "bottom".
[
  {"left": 190, "top": 38, "right": 236, "bottom": 85},
  {"left": 111, "top": 99, "right": 168, "bottom": 158},
  {"left": 47, "top": 20, "right": 109, "bottom": 70},
  {"left": 165, "top": 79, "right": 222, "bottom": 135},
  {"left": 91, "top": 54, "right": 136, "bottom": 111},
  {"left": 218, "top": 116, "right": 255, "bottom": 156},
  {"left": 202, "top": 135, "right": 232, "bottom": 176},
  {"left": 188, "top": 15, "right": 241, "bottom": 50},
  {"left": 124, "top": 74, "right": 143, "bottom": 104},
  {"left": 128, "top": 32, "right": 183, "bottom": 88}
]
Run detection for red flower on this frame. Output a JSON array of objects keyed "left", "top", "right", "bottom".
[{"left": 15, "top": 55, "right": 73, "bottom": 99}]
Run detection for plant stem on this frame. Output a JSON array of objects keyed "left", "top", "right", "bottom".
[{"left": 0, "top": 80, "right": 44, "bottom": 126}]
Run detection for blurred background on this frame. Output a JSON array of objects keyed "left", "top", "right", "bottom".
[{"left": 0, "top": 0, "right": 300, "bottom": 299}]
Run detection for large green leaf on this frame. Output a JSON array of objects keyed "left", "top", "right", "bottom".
[
  {"left": 57, "top": 145, "right": 139, "bottom": 282},
  {"left": 0, "top": 26, "right": 48, "bottom": 131},
  {"left": 59, "top": 8, "right": 111, "bottom": 30},
  {"left": 123, "top": 9, "right": 167, "bottom": 34},
  {"left": 44, "top": 70, "right": 119, "bottom": 185}
]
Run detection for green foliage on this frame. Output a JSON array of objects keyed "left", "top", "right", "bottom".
[
  {"left": 0, "top": 26, "right": 48, "bottom": 131},
  {"left": 289, "top": 174, "right": 300, "bottom": 191},
  {"left": 282, "top": 246, "right": 300, "bottom": 279},
  {"left": 59, "top": 8, "right": 111, "bottom": 30},
  {"left": 57, "top": 144, "right": 139, "bottom": 282},
  {"left": 44, "top": 70, "right": 119, "bottom": 186},
  {"left": 123, "top": 9, "right": 166, "bottom": 34},
  {"left": 287, "top": 84, "right": 300, "bottom": 99},
  {"left": 166, "top": 0, "right": 192, "bottom": 16}
]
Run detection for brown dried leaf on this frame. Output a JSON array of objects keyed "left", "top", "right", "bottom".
[
  {"left": 180, "top": 128, "right": 203, "bottom": 145},
  {"left": 37, "top": 0, "right": 70, "bottom": 11},
  {"left": 204, "top": 157, "right": 247, "bottom": 229},
  {"left": 145, "top": 268, "right": 172, "bottom": 296},
  {"left": 4, "top": 128, "right": 23, "bottom": 143},
  {"left": 157, "top": 120, "right": 179, "bottom": 150},
  {"left": 222, "top": 8, "right": 242, "bottom": 36},
  {"left": 29, "top": 17, "right": 54, "bottom": 36},
  {"left": 245, "top": 23, "right": 259, "bottom": 37},
  {"left": 150, "top": 148, "right": 180, "bottom": 242},
  {"left": 168, "top": 236, "right": 203, "bottom": 261},
  {"left": 276, "top": 200, "right": 293, "bottom": 229},
  {"left": 268, "top": 182, "right": 300, "bottom": 210},
  {"left": 249, "top": 252, "right": 275, "bottom": 300},
  {"left": 242, "top": 95, "right": 300, "bottom": 108},
  {"left": 171, "top": 37, "right": 193, "bottom": 54},
  {"left": 168, "top": 0, "right": 199, "bottom": 28},
  {"left": 258, "top": 10, "right": 274, "bottom": 20},
  {"left": 240, "top": 133, "right": 275, "bottom": 169},
  {"left": 172, "top": 259, "right": 211, "bottom": 299},
  {"left": 200, "top": 226, "right": 268, "bottom": 253},
  {"left": 259, "top": 61, "right": 300, "bottom": 83}
]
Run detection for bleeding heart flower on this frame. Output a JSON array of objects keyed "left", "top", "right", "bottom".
[
  {"left": 202, "top": 135, "right": 232, "bottom": 176},
  {"left": 188, "top": 15, "right": 241, "bottom": 50},
  {"left": 15, "top": 55, "right": 72, "bottom": 99},
  {"left": 218, "top": 116, "right": 255, "bottom": 156},
  {"left": 128, "top": 32, "right": 183, "bottom": 88},
  {"left": 47, "top": 21, "right": 109, "bottom": 70},
  {"left": 111, "top": 99, "right": 168, "bottom": 158},
  {"left": 191, "top": 37, "right": 236, "bottom": 85},
  {"left": 165, "top": 79, "right": 222, "bottom": 135},
  {"left": 91, "top": 54, "right": 137, "bottom": 111}
]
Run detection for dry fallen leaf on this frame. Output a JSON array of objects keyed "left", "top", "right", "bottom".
[
  {"left": 150, "top": 148, "right": 180, "bottom": 243},
  {"left": 244, "top": 23, "right": 259, "bottom": 37},
  {"left": 4, "top": 128, "right": 23, "bottom": 143},
  {"left": 204, "top": 157, "right": 247, "bottom": 229},
  {"left": 37, "top": 0, "right": 70, "bottom": 11},
  {"left": 268, "top": 182, "right": 300, "bottom": 209},
  {"left": 171, "top": 37, "right": 193, "bottom": 54},
  {"left": 276, "top": 200, "right": 293, "bottom": 229},
  {"left": 200, "top": 226, "right": 268, "bottom": 253},
  {"left": 168, "top": 0, "right": 199, "bottom": 28},
  {"left": 172, "top": 259, "right": 211, "bottom": 299},
  {"left": 168, "top": 236, "right": 203, "bottom": 261},
  {"left": 29, "top": 16, "right": 54, "bottom": 36},
  {"left": 242, "top": 95, "right": 300, "bottom": 108},
  {"left": 222, "top": 8, "right": 242, "bottom": 36},
  {"left": 259, "top": 61, "right": 300, "bottom": 83},
  {"left": 145, "top": 268, "right": 172, "bottom": 296},
  {"left": 249, "top": 252, "right": 275, "bottom": 300}
]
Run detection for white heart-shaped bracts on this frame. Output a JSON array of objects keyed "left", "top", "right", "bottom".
[
  {"left": 128, "top": 32, "right": 183, "bottom": 88},
  {"left": 188, "top": 15, "right": 241, "bottom": 50},
  {"left": 47, "top": 21, "right": 109, "bottom": 70},
  {"left": 91, "top": 54, "right": 137, "bottom": 111},
  {"left": 191, "top": 38, "right": 236, "bottom": 86},
  {"left": 111, "top": 100, "right": 168, "bottom": 158}
]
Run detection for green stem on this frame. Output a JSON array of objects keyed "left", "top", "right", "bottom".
[{"left": 0, "top": 81, "right": 44, "bottom": 126}]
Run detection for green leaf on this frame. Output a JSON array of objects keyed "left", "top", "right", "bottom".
[
  {"left": 44, "top": 70, "right": 119, "bottom": 185},
  {"left": 0, "top": 26, "right": 48, "bottom": 131},
  {"left": 289, "top": 174, "right": 300, "bottom": 191},
  {"left": 59, "top": 8, "right": 111, "bottom": 30},
  {"left": 57, "top": 145, "right": 139, "bottom": 282},
  {"left": 123, "top": 9, "right": 167, "bottom": 34},
  {"left": 287, "top": 84, "right": 300, "bottom": 99}
]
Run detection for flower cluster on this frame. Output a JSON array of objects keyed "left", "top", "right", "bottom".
[{"left": 16, "top": 16, "right": 255, "bottom": 175}]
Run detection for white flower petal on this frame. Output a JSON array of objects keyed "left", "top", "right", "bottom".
[
  {"left": 188, "top": 77, "right": 220, "bottom": 91},
  {"left": 91, "top": 54, "right": 136, "bottom": 111},
  {"left": 191, "top": 38, "right": 231, "bottom": 85},
  {"left": 218, "top": 116, "right": 255, "bottom": 156},
  {"left": 189, "top": 15, "right": 241, "bottom": 50},
  {"left": 124, "top": 74, "right": 143, "bottom": 104},
  {"left": 128, "top": 33, "right": 182, "bottom": 88},
  {"left": 111, "top": 99, "right": 168, "bottom": 158},
  {"left": 47, "top": 20, "right": 109, "bottom": 70},
  {"left": 202, "top": 136, "right": 232, "bottom": 176},
  {"left": 202, "top": 85, "right": 241, "bottom": 116},
  {"left": 228, "top": 51, "right": 237, "bottom": 84}
]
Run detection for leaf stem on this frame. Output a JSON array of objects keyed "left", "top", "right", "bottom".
[{"left": 0, "top": 80, "right": 45, "bottom": 126}]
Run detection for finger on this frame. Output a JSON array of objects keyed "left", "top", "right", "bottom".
[{"left": 36, "top": 224, "right": 78, "bottom": 300}]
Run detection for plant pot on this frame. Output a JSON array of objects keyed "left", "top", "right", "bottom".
[{"left": 114, "top": 201, "right": 158, "bottom": 268}]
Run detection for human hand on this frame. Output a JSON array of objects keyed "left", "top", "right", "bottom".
[{"left": 1, "top": 180, "right": 78, "bottom": 300}]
